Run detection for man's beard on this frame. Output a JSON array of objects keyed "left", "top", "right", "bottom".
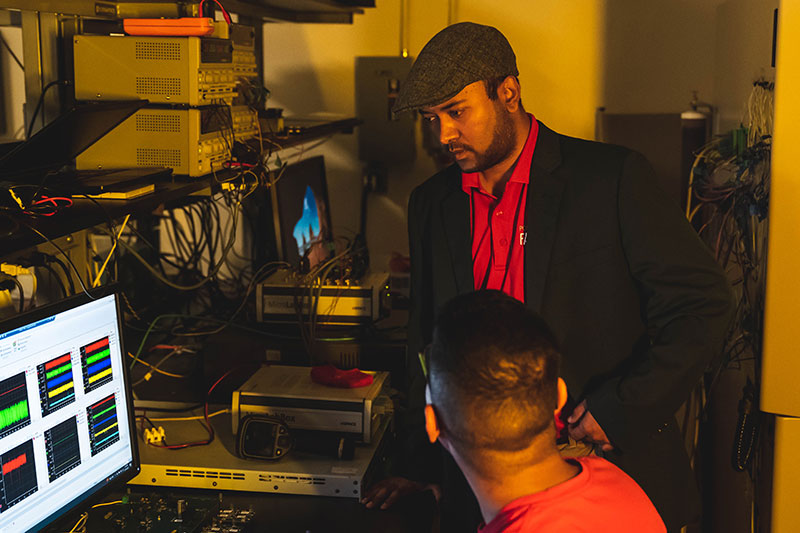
[{"left": 451, "top": 104, "right": 516, "bottom": 173}]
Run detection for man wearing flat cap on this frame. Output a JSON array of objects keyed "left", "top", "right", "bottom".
[{"left": 362, "top": 22, "right": 733, "bottom": 532}]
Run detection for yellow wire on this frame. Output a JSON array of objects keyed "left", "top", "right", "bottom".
[
  {"left": 65, "top": 500, "right": 122, "bottom": 532},
  {"left": 685, "top": 143, "right": 721, "bottom": 221},
  {"left": 92, "top": 500, "right": 122, "bottom": 508},
  {"left": 142, "top": 409, "right": 230, "bottom": 422},
  {"left": 67, "top": 513, "right": 87, "bottom": 533},
  {"left": 128, "top": 353, "right": 188, "bottom": 379},
  {"left": 93, "top": 214, "right": 130, "bottom": 288},
  {"left": 688, "top": 203, "right": 703, "bottom": 223}
]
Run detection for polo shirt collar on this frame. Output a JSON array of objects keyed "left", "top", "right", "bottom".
[{"left": 461, "top": 113, "right": 537, "bottom": 194}]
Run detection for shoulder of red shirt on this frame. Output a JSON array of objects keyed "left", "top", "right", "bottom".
[{"left": 477, "top": 455, "right": 666, "bottom": 533}]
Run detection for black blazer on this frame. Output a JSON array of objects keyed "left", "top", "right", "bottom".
[{"left": 406, "top": 122, "right": 733, "bottom": 531}]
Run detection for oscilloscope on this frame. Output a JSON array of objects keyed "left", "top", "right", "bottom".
[{"left": 0, "top": 291, "right": 138, "bottom": 532}]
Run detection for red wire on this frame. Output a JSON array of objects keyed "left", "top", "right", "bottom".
[
  {"left": 197, "top": 0, "right": 231, "bottom": 24},
  {"left": 204, "top": 368, "right": 234, "bottom": 437},
  {"left": 23, "top": 195, "right": 73, "bottom": 217},
  {"left": 33, "top": 196, "right": 73, "bottom": 207},
  {"left": 149, "top": 344, "right": 181, "bottom": 351},
  {"left": 142, "top": 367, "right": 235, "bottom": 450},
  {"left": 212, "top": 0, "right": 232, "bottom": 24}
]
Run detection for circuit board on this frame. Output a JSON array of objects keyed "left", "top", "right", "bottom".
[{"left": 85, "top": 493, "right": 255, "bottom": 533}]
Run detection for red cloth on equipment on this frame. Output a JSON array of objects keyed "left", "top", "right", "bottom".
[
  {"left": 310, "top": 365, "right": 374, "bottom": 388},
  {"left": 478, "top": 456, "right": 666, "bottom": 533}
]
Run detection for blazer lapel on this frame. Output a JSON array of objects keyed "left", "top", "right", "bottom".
[
  {"left": 440, "top": 167, "right": 474, "bottom": 294},
  {"left": 525, "top": 122, "right": 565, "bottom": 312}
]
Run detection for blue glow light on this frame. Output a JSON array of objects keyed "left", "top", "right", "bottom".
[{"left": 293, "top": 186, "right": 322, "bottom": 255}]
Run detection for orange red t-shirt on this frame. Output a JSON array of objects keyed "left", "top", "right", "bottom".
[{"left": 478, "top": 456, "right": 666, "bottom": 533}]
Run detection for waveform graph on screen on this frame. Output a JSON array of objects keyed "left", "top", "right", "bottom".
[
  {"left": 37, "top": 353, "right": 76, "bottom": 417},
  {"left": 80, "top": 337, "right": 112, "bottom": 393},
  {"left": 0, "top": 439, "right": 38, "bottom": 512},
  {"left": 44, "top": 416, "right": 81, "bottom": 482},
  {"left": 86, "top": 393, "right": 119, "bottom": 456},
  {"left": 0, "top": 373, "right": 31, "bottom": 441}
]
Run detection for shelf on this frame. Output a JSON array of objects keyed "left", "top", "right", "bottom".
[
  {"left": 0, "top": 116, "right": 360, "bottom": 257},
  {"left": 0, "top": 0, "right": 374, "bottom": 24},
  {"left": 256, "top": 117, "right": 361, "bottom": 152},
  {"left": 0, "top": 177, "right": 216, "bottom": 257},
  {"left": 221, "top": 0, "right": 373, "bottom": 23}
]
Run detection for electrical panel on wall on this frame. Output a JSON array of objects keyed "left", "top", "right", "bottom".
[{"left": 355, "top": 56, "right": 415, "bottom": 165}]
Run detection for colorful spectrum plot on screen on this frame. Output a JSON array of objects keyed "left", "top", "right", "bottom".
[{"left": 37, "top": 353, "right": 76, "bottom": 417}]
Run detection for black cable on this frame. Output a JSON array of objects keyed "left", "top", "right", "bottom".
[
  {"left": 192, "top": 202, "right": 211, "bottom": 270},
  {"left": 179, "top": 207, "right": 200, "bottom": 267},
  {"left": 0, "top": 212, "right": 20, "bottom": 238},
  {"left": 11, "top": 277, "right": 24, "bottom": 313},
  {"left": 168, "top": 211, "right": 192, "bottom": 268},
  {"left": 136, "top": 404, "right": 204, "bottom": 413},
  {"left": 160, "top": 214, "right": 184, "bottom": 271},
  {"left": 225, "top": 105, "right": 235, "bottom": 163},
  {"left": 77, "top": 194, "right": 125, "bottom": 284},
  {"left": 17, "top": 219, "right": 93, "bottom": 299},
  {"left": 0, "top": 33, "right": 23, "bottom": 71},
  {"left": 200, "top": 202, "right": 215, "bottom": 266},
  {"left": 141, "top": 415, "right": 157, "bottom": 430},
  {"left": 122, "top": 222, "right": 176, "bottom": 275},
  {"left": 172, "top": 206, "right": 205, "bottom": 273},
  {"left": 732, "top": 379, "right": 758, "bottom": 473},
  {"left": 26, "top": 79, "right": 69, "bottom": 138},
  {"left": 206, "top": 201, "right": 221, "bottom": 268},
  {"left": 41, "top": 262, "right": 67, "bottom": 298},
  {"left": 202, "top": 202, "right": 218, "bottom": 277},
  {"left": 46, "top": 254, "right": 76, "bottom": 296}
]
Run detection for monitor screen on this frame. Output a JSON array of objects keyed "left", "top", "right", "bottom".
[
  {"left": 272, "top": 156, "right": 333, "bottom": 272},
  {"left": 0, "top": 292, "right": 138, "bottom": 532}
]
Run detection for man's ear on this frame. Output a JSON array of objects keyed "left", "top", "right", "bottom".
[
  {"left": 500, "top": 75, "right": 522, "bottom": 111},
  {"left": 554, "top": 377, "right": 568, "bottom": 418},
  {"left": 424, "top": 404, "right": 441, "bottom": 444}
]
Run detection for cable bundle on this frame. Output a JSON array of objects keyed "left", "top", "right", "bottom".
[{"left": 685, "top": 82, "right": 773, "bottom": 491}]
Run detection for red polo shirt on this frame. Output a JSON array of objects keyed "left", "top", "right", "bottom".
[{"left": 462, "top": 114, "right": 538, "bottom": 303}]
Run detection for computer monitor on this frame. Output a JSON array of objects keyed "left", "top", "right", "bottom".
[
  {"left": 0, "top": 291, "right": 138, "bottom": 532},
  {"left": 271, "top": 156, "right": 334, "bottom": 272}
]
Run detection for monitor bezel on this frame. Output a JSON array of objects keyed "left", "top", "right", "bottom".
[{"left": 0, "top": 287, "right": 140, "bottom": 533}]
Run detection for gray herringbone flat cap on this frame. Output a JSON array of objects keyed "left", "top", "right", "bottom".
[{"left": 393, "top": 22, "right": 518, "bottom": 114}]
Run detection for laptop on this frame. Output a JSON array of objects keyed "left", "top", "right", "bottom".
[{"left": 0, "top": 100, "right": 171, "bottom": 193}]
